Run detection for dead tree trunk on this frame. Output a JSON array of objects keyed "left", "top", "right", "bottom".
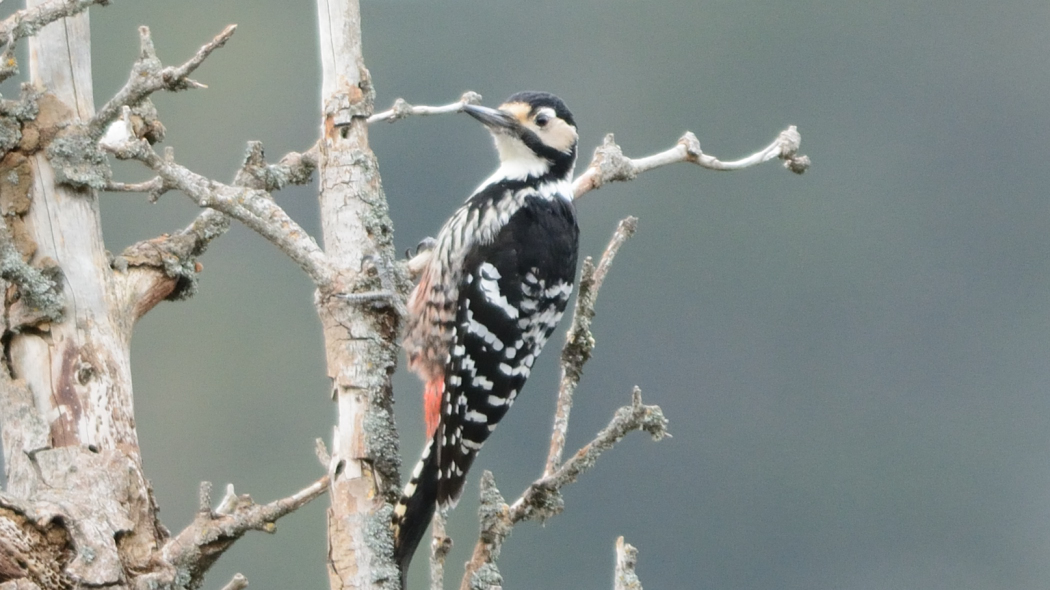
[
  {"left": 0, "top": 3, "right": 337, "bottom": 589},
  {"left": 0, "top": 3, "right": 166, "bottom": 589}
]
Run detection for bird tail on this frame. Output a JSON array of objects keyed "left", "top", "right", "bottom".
[{"left": 392, "top": 435, "right": 440, "bottom": 587}]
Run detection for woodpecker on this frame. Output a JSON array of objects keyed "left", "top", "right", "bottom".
[{"left": 393, "top": 92, "right": 580, "bottom": 579}]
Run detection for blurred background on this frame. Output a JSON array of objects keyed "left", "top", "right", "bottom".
[{"left": 3, "top": 1, "right": 1050, "bottom": 589}]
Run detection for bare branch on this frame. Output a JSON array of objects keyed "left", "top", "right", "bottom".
[
  {"left": 106, "top": 126, "right": 320, "bottom": 317},
  {"left": 614, "top": 537, "right": 643, "bottom": 590},
  {"left": 546, "top": 217, "right": 637, "bottom": 476},
  {"left": 111, "top": 207, "right": 229, "bottom": 320},
  {"left": 162, "top": 476, "right": 329, "bottom": 588},
  {"left": 461, "top": 388, "right": 668, "bottom": 589},
  {"left": 0, "top": 0, "right": 109, "bottom": 77},
  {"left": 90, "top": 24, "right": 237, "bottom": 139},
  {"left": 572, "top": 126, "right": 810, "bottom": 199},
  {"left": 513, "top": 387, "right": 668, "bottom": 522},
  {"left": 102, "top": 176, "right": 167, "bottom": 198},
  {"left": 104, "top": 135, "right": 336, "bottom": 292},
  {"left": 367, "top": 92, "right": 481, "bottom": 124}
]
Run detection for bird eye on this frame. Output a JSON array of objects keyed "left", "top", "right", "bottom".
[{"left": 535, "top": 113, "right": 551, "bottom": 127}]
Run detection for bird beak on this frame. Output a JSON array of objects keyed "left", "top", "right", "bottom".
[{"left": 462, "top": 104, "right": 518, "bottom": 132}]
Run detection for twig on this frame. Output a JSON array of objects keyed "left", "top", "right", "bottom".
[
  {"left": 367, "top": 92, "right": 482, "bottom": 124},
  {"left": 572, "top": 127, "right": 810, "bottom": 199},
  {"left": 220, "top": 573, "right": 249, "bottom": 590},
  {"left": 460, "top": 472, "right": 508, "bottom": 590},
  {"left": 103, "top": 133, "right": 336, "bottom": 292},
  {"left": 460, "top": 388, "right": 668, "bottom": 590},
  {"left": 198, "top": 481, "right": 213, "bottom": 513},
  {"left": 0, "top": 0, "right": 108, "bottom": 43},
  {"left": 102, "top": 176, "right": 167, "bottom": 199},
  {"left": 233, "top": 140, "right": 319, "bottom": 193},
  {"left": 614, "top": 537, "right": 643, "bottom": 590},
  {"left": 545, "top": 217, "right": 637, "bottom": 476},
  {"left": 364, "top": 89, "right": 808, "bottom": 197},
  {"left": 162, "top": 475, "right": 330, "bottom": 588},
  {"left": 512, "top": 387, "right": 667, "bottom": 521},
  {"left": 429, "top": 509, "right": 451, "bottom": 590},
  {"left": 91, "top": 24, "right": 237, "bottom": 139},
  {"left": 215, "top": 483, "right": 240, "bottom": 516}
]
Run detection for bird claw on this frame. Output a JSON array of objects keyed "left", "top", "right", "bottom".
[{"left": 407, "top": 237, "right": 437, "bottom": 259}]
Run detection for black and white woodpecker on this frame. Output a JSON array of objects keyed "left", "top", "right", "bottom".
[{"left": 393, "top": 92, "right": 580, "bottom": 579}]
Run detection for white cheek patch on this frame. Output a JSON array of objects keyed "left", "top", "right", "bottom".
[{"left": 540, "top": 120, "right": 578, "bottom": 154}]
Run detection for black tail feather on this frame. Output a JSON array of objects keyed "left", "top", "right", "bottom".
[{"left": 393, "top": 436, "right": 440, "bottom": 588}]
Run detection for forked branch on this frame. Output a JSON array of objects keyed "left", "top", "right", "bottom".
[
  {"left": 102, "top": 124, "right": 334, "bottom": 292},
  {"left": 92, "top": 24, "right": 237, "bottom": 139},
  {"left": 159, "top": 476, "right": 329, "bottom": 590},
  {"left": 460, "top": 388, "right": 668, "bottom": 590}
]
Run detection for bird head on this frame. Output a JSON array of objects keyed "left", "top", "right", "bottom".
[{"left": 463, "top": 91, "right": 578, "bottom": 182}]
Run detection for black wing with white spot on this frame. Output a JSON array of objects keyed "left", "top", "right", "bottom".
[{"left": 434, "top": 193, "right": 579, "bottom": 506}]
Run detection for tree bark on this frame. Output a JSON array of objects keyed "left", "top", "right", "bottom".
[
  {"left": 1, "top": 3, "right": 164, "bottom": 589},
  {"left": 316, "top": 1, "right": 403, "bottom": 589}
]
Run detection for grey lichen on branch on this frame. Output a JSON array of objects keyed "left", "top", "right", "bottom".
[
  {"left": 45, "top": 126, "right": 110, "bottom": 189},
  {"left": 428, "top": 509, "right": 452, "bottom": 590},
  {"left": 547, "top": 216, "right": 638, "bottom": 475},
  {"left": 234, "top": 140, "right": 319, "bottom": 193},
  {"left": 0, "top": 215, "right": 63, "bottom": 325}
]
